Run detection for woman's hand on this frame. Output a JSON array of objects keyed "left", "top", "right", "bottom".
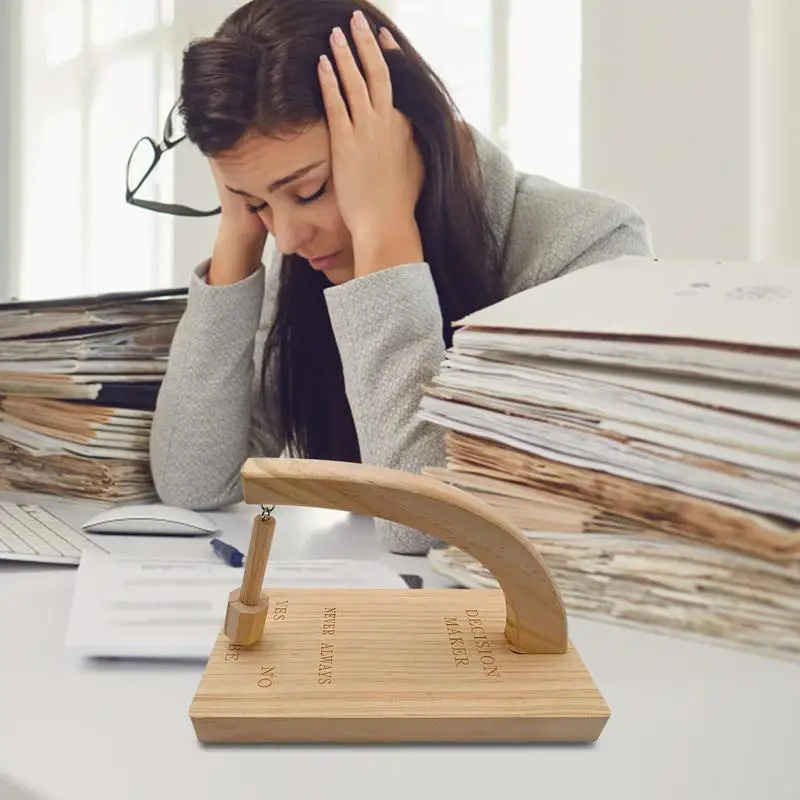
[
  {"left": 207, "top": 159, "right": 268, "bottom": 285},
  {"left": 318, "top": 12, "right": 424, "bottom": 278}
]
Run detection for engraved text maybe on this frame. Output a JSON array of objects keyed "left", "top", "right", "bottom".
[{"left": 444, "top": 616, "right": 470, "bottom": 666}]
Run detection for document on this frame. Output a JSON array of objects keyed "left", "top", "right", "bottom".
[
  {"left": 0, "top": 286, "right": 187, "bottom": 339},
  {"left": 456, "top": 255, "right": 800, "bottom": 352},
  {"left": 0, "top": 286, "right": 186, "bottom": 503},
  {"left": 65, "top": 551, "right": 409, "bottom": 660},
  {"left": 454, "top": 255, "right": 800, "bottom": 390}
]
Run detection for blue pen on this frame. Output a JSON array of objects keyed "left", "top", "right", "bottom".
[{"left": 210, "top": 537, "right": 245, "bottom": 567}]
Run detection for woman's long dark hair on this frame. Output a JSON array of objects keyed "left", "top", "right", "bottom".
[{"left": 180, "top": 0, "right": 503, "bottom": 462}]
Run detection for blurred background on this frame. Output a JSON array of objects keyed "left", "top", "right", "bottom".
[{"left": 0, "top": 0, "right": 798, "bottom": 301}]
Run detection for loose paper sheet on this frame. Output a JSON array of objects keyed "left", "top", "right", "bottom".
[{"left": 65, "top": 551, "right": 409, "bottom": 660}]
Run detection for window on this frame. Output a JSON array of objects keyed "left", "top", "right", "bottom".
[
  {"left": 14, "top": 0, "right": 176, "bottom": 300},
  {"left": 380, "top": 0, "right": 582, "bottom": 185}
]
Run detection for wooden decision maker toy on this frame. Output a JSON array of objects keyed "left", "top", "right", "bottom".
[{"left": 190, "top": 458, "right": 610, "bottom": 745}]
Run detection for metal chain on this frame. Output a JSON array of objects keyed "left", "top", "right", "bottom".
[{"left": 260, "top": 504, "right": 275, "bottom": 520}]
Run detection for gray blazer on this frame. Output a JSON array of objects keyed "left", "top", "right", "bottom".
[{"left": 149, "top": 129, "right": 653, "bottom": 553}]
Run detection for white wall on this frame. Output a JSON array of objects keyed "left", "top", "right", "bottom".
[
  {"left": 0, "top": 0, "right": 14, "bottom": 300},
  {"left": 581, "top": 0, "right": 800, "bottom": 263},
  {"left": 749, "top": 0, "right": 800, "bottom": 263}
]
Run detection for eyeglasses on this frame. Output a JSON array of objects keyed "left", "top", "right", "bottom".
[{"left": 125, "top": 100, "right": 221, "bottom": 218}]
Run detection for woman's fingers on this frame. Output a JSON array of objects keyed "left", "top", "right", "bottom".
[
  {"left": 329, "top": 24, "right": 372, "bottom": 119},
  {"left": 349, "top": 11, "right": 393, "bottom": 112},
  {"left": 379, "top": 27, "right": 401, "bottom": 52},
  {"left": 321, "top": 13, "right": 399, "bottom": 126},
  {"left": 318, "top": 54, "right": 352, "bottom": 137}
]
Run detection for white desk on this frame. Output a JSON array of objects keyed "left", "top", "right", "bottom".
[{"left": 1, "top": 490, "right": 798, "bottom": 800}]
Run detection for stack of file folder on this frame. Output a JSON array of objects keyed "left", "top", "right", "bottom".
[
  {"left": 418, "top": 256, "right": 800, "bottom": 660},
  {"left": 0, "top": 287, "right": 187, "bottom": 502}
]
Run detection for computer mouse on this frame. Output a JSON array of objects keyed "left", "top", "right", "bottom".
[{"left": 81, "top": 503, "right": 220, "bottom": 537}]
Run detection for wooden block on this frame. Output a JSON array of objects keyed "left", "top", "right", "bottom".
[
  {"left": 190, "top": 588, "right": 609, "bottom": 744},
  {"left": 222, "top": 589, "right": 269, "bottom": 647}
]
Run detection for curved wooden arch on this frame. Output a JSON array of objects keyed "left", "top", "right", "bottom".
[{"left": 240, "top": 458, "right": 568, "bottom": 654}]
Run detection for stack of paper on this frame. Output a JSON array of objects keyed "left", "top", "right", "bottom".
[
  {"left": 0, "top": 288, "right": 187, "bottom": 502},
  {"left": 418, "top": 256, "right": 800, "bottom": 659},
  {"left": 428, "top": 532, "right": 800, "bottom": 661}
]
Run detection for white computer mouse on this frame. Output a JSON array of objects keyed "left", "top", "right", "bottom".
[{"left": 81, "top": 503, "right": 219, "bottom": 537}]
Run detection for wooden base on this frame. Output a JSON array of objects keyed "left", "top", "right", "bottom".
[{"left": 190, "top": 588, "right": 609, "bottom": 744}]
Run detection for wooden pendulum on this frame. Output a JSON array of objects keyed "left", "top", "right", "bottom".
[{"left": 222, "top": 504, "right": 275, "bottom": 646}]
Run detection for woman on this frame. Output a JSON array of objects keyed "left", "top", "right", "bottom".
[{"left": 150, "top": 0, "right": 653, "bottom": 554}]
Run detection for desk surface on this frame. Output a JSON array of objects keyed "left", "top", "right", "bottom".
[{"left": 0, "top": 490, "right": 798, "bottom": 800}]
